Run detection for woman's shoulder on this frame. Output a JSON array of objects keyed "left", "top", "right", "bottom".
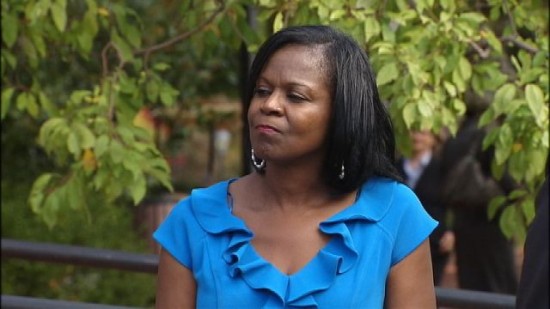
[
  {"left": 356, "top": 177, "right": 424, "bottom": 220},
  {"left": 361, "top": 177, "right": 417, "bottom": 202},
  {"left": 165, "top": 179, "right": 234, "bottom": 223}
]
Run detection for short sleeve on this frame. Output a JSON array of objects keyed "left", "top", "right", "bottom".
[
  {"left": 388, "top": 184, "right": 438, "bottom": 265},
  {"left": 153, "top": 198, "right": 199, "bottom": 269}
]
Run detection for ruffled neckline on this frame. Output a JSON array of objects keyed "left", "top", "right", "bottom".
[{"left": 190, "top": 177, "right": 395, "bottom": 307}]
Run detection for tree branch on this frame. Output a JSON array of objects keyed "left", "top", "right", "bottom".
[
  {"left": 468, "top": 40, "right": 491, "bottom": 59},
  {"left": 134, "top": 2, "right": 225, "bottom": 58},
  {"left": 502, "top": 0, "right": 518, "bottom": 36},
  {"left": 101, "top": 42, "right": 113, "bottom": 77},
  {"left": 501, "top": 35, "right": 540, "bottom": 54}
]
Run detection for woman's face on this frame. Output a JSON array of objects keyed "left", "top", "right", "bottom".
[{"left": 248, "top": 44, "right": 333, "bottom": 166}]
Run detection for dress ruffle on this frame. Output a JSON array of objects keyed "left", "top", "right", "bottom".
[{"left": 190, "top": 178, "right": 395, "bottom": 307}]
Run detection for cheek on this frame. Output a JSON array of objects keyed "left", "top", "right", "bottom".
[
  {"left": 247, "top": 102, "right": 258, "bottom": 125},
  {"left": 293, "top": 112, "right": 330, "bottom": 139}
]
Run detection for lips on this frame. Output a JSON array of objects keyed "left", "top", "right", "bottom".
[{"left": 255, "top": 124, "right": 280, "bottom": 134}]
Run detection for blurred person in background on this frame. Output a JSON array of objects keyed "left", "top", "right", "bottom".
[
  {"left": 516, "top": 158, "right": 548, "bottom": 308},
  {"left": 397, "top": 129, "right": 455, "bottom": 286},
  {"left": 440, "top": 103, "right": 518, "bottom": 294}
]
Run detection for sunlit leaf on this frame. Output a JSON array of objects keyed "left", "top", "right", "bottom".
[
  {"left": 1, "top": 13, "right": 18, "bottom": 48},
  {"left": 50, "top": 0, "right": 67, "bottom": 32},
  {"left": 377, "top": 62, "right": 399, "bottom": 86},
  {"left": 273, "top": 12, "right": 283, "bottom": 32},
  {"left": 525, "top": 84, "right": 546, "bottom": 126},
  {"left": 1, "top": 88, "right": 15, "bottom": 119}
]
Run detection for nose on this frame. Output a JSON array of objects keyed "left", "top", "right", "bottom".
[{"left": 260, "top": 91, "right": 283, "bottom": 115}]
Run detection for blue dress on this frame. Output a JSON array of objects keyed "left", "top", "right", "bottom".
[{"left": 154, "top": 177, "right": 437, "bottom": 308}]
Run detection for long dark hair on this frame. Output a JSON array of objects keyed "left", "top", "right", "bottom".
[{"left": 245, "top": 25, "right": 401, "bottom": 193}]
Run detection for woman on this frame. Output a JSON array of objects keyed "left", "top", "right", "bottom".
[
  {"left": 154, "top": 25, "right": 437, "bottom": 308},
  {"left": 396, "top": 130, "right": 455, "bottom": 285}
]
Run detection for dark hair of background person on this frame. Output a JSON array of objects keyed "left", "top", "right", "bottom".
[{"left": 244, "top": 25, "right": 402, "bottom": 194}]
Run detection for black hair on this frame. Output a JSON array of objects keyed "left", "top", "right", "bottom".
[{"left": 245, "top": 25, "right": 402, "bottom": 194}]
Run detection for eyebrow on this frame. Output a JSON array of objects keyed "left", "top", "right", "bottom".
[{"left": 257, "top": 77, "right": 314, "bottom": 90}]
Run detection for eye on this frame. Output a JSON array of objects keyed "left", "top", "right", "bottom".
[
  {"left": 254, "top": 87, "right": 271, "bottom": 98},
  {"left": 287, "top": 92, "right": 306, "bottom": 103}
]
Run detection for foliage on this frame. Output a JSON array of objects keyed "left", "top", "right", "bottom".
[
  {"left": 1, "top": 180, "right": 156, "bottom": 307},
  {"left": 1, "top": 0, "right": 548, "bottom": 239}
]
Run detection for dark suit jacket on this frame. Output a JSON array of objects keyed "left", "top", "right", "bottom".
[
  {"left": 397, "top": 152, "right": 448, "bottom": 255},
  {"left": 516, "top": 177, "right": 549, "bottom": 308}
]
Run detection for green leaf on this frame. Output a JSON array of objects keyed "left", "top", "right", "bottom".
[
  {"left": 153, "top": 62, "right": 170, "bottom": 71},
  {"left": 482, "top": 128, "right": 498, "bottom": 150},
  {"left": 119, "top": 20, "right": 141, "bottom": 48},
  {"left": 492, "top": 83, "right": 516, "bottom": 115},
  {"left": 29, "top": 173, "right": 54, "bottom": 213},
  {"left": 146, "top": 79, "right": 159, "bottom": 102},
  {"left": 25, "top": 93, "right": 40, "bottom": 118},
  {"left": 66, "top": 174, "right": 85, "bottom": 210},
  {"left": 50, "top": 0, "right": 67, "bottom": 32},
  {"left": 525, "top": 150, "right": 547, "bottom": 182},
  {"left": 118, "top": 74, "right": 137, "bottom": 94},
  {"left": 42, "top": 189, "right": 61, "bottom": 229},
  {"left": 2, "top": 49, "right": 17, "bottom": 69},
  {"left": 484, "top": 30, "right": 502, "bottom": 54},
  {"left": 451, "top": 70, "right": 465, "bottom": 92},
  {"left": 487, "top": 195, "right": 506, "bottom": 220},
  {"left": 479, "top": 108, "right": 495, "bottom": 127},
  {"left": 159, "top": 82, "right": 179, "bottom": 106},
  {"left": 111, "top": 31, "right": 134, "bottom": 63},
  {"left": 109, "top": 140, "right": 125, "bottom": 163},
  {"left": 38, "top": 117, "right": 67, "bottom": 146},
  {"left": 1, "top": 87, "right": 15, "bottom": 119},
  {"left": 443, "top": 81, "right": 457, "bottom": 97},
  {"left": 94, "top": 135, "right": 110, "bottom": 157},
  {"left": 377, "top": 62, "right": 399, "bottom": 86},
  {"left": 73, "top": 122, "right": 96, "bottom": 149},
  {"left": 458, "top": 57, "right": 472, "bottom": 81},
  {"left": 542, "top": 130, "right": 549, "bottom": 148},
  {"left": 77, "top": 31, "right": 94, "bottom": 54},
  {"left": 508, "top": 189, "right": 527, "bottom": 200},
  {"left": 29, "top": 30, "right": 46, "bottom": 58},
  {"left": 329, "top": 9, "right": 346, "bottom": 20},
  {"left": 499, "top": 206, "right": 518, "bottom": 239},
  {"left": 459, "top": 12, "right": 486, "bottom": 23},
  {"left": 495, "top": 124, "right": 513, "bottom": 165},
  {"left": 129, "top": 173, "right": 147, "bottom": 205},
  {"left": 273, "top": 12, "right": 284, "bottom": 32},
  {"left": 38, "top": 91, "right": 58, "bottom": 116},
  {"left": 521, "top": 198, "right": 536, "bottom": 225},
  {"left": 452, "top": 98, "right": 466, "bottom": 115},
  {"left": 116, "top": 126, "right": 136, "bottom": 145},
  {"left": 525, "top": 84, "right": 546, "bottom": 127},
  {"left": 364, "top": 17, "right": 380, "bottom": 42},
  {"left": 417, "top": 99, "right": 433, "bottom": 117},
  {"left": 67, "top": 131, "right": 81, "bottom": 157},
  {"left": 1, "top": 13, "right": 18, "bottom": 48},
  {"left": 147, "top": 167, "right": 174, "bottom": 192},
  {"left": 402, "top": 103, "right": 416, "bottom": 129},
  {"left": 69, "top": 90, "right": 92, "bottom": 105},
  {"left": 16, "top": 92, "right": 39, "bottom": 117}
]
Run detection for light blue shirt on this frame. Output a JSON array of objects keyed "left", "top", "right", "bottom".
[
  {"left": 403, "top": 151, "right": 432, "bottom": 189},
  {"left": 154, "top": 177, "right": 437, "bottom": 308}
]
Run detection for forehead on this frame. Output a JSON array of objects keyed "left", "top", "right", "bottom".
[{"left": 260, "top": 44, "right": 329, "bottom": 82}]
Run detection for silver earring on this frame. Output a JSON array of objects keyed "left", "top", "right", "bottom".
[
  {"left": 251, "top": 148, "right": 265, "bottom": 170},
  {"left": 339, "top": 163, "right": 345, "bottom": 180}
]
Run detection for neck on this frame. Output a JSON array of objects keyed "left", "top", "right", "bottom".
[{"left": 251, "top": 163, "right": 338, "bottom": 213}]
